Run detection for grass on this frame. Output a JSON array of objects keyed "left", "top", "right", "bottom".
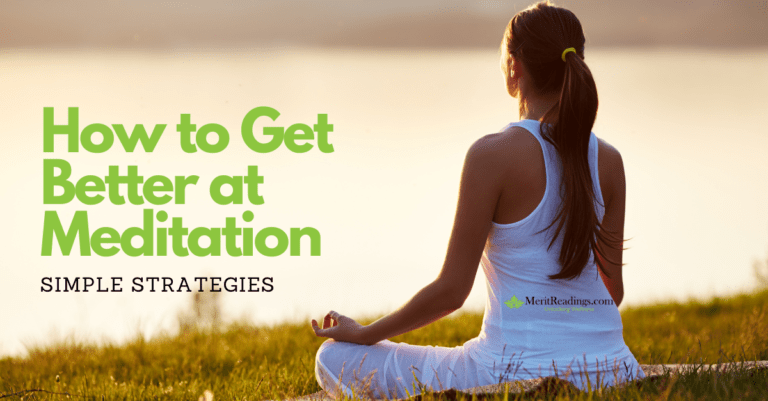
[{"left": 1, "top": 288, "right": 767, "bottom": 400}]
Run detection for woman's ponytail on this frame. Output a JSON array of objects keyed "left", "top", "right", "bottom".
[
  {"left": 505, "top": 1, "right": 624, "bottom": 280},
  {"left": 541, "top": 47, "right": 604, "bottom": 279}
]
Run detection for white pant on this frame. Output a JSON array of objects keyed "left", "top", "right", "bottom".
[
  {"left": 314, "top": 338, "right": 499, "bottom": 400},
  {"left": 315, "top": 338, "right": 646, "bottom": 399}
]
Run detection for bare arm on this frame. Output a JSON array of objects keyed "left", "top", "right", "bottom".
[
  {"left": 356, "top": 136, "right": 504, "bottom": 344},
  {"left": 354, "top": 135, "right": 504, "bottom": 345},
  {"left": 596, "top": 139, "right": 626, "bottom": 307}
]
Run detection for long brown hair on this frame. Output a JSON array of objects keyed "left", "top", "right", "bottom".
[{"left": 502, "top": 1, "right": 623, "bottom": 280}]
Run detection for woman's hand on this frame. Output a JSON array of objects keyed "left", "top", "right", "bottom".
[{"left": 311, "top": 310, "right": 373, "bottom": 345}]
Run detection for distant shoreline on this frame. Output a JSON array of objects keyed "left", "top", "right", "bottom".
[
  {"left": 2, "top": 45, "right": 767, "bottom": 53},
  {"left": 3, "top": 1, "right": 766, "bottom": 50}
]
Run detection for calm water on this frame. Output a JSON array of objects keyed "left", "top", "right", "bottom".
[{"left": 1, "top": 47, "right": 767, "bottom": 357}]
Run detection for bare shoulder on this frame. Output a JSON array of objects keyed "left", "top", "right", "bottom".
[
  {"left": 597, "top": 137, "right": 623, "bottom": 166},
  {"left": 467, "top": 126, "right": 541, "bottom": 169},
  {"left": 596, "top": 137, "right": 626, "bottom": 205}
]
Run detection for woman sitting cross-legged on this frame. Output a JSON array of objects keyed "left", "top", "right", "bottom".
[{"left": 311, "top": 1, "right": 645, "bottom": 398}]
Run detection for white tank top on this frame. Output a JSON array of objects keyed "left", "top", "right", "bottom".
[{"left": 463, "top": 119, "right": 645, "bottom": 388}]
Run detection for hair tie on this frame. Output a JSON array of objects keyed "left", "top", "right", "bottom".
[{"left": 561, "top": 47, "right": 576, "bottom": 62}]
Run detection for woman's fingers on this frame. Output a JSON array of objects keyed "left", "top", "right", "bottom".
[
  {"left": 311, "top": 311, "right": 347, "bottom": 338},
  {"left": 311, "top": 312, "right": 365, "bottom": 343},
  {"left": 312, "top": 318, "right": 335, "bottom": 334},
  {"left": 311, "top": 319, "right": 319, "bottom": 335},
  {"left": 323, "top": 312, "right": 333, "bottom": 329},
  {"left": 311, "top": 319, "right": 325, "bottom": 336},
  {"left": 330, "top": 310, "right": 342, "bottom": 327},
  {"left": 323, "top": 311, "right": 343, "bottom": 329}
]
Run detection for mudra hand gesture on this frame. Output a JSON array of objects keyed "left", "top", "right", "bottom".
[{"left": 311, "top": 310, "right": 369, "bottom": 345}]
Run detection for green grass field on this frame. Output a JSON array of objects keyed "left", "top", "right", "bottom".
[{"left": 1, "top": 288, "right": 767, "bottom": 400}]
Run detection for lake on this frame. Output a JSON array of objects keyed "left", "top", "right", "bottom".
[{"left": 1, "top": 46, "right": 766, "bottom": 356}]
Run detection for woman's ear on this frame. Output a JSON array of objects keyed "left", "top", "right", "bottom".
[{"left": 506, "top": 57, "right": 521, "bottom": 98}]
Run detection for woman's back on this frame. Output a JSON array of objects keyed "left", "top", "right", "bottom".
[
  {"left": 313, "top": 2, "right": 645, "bottom": 397},
  {"left": 461, "top": 119, "right": 643, "bottom": 388}
]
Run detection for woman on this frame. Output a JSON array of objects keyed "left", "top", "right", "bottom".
[{"left": 311, "top": 1, "right": 645, "bottom": 398}]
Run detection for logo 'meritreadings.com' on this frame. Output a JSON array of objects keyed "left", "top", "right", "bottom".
[
  {"left": 504, "top": 295, "right": 614, "bottom": 312},
  {"left": 504, "top": 295, "right": 524, "bottom": 309}
]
